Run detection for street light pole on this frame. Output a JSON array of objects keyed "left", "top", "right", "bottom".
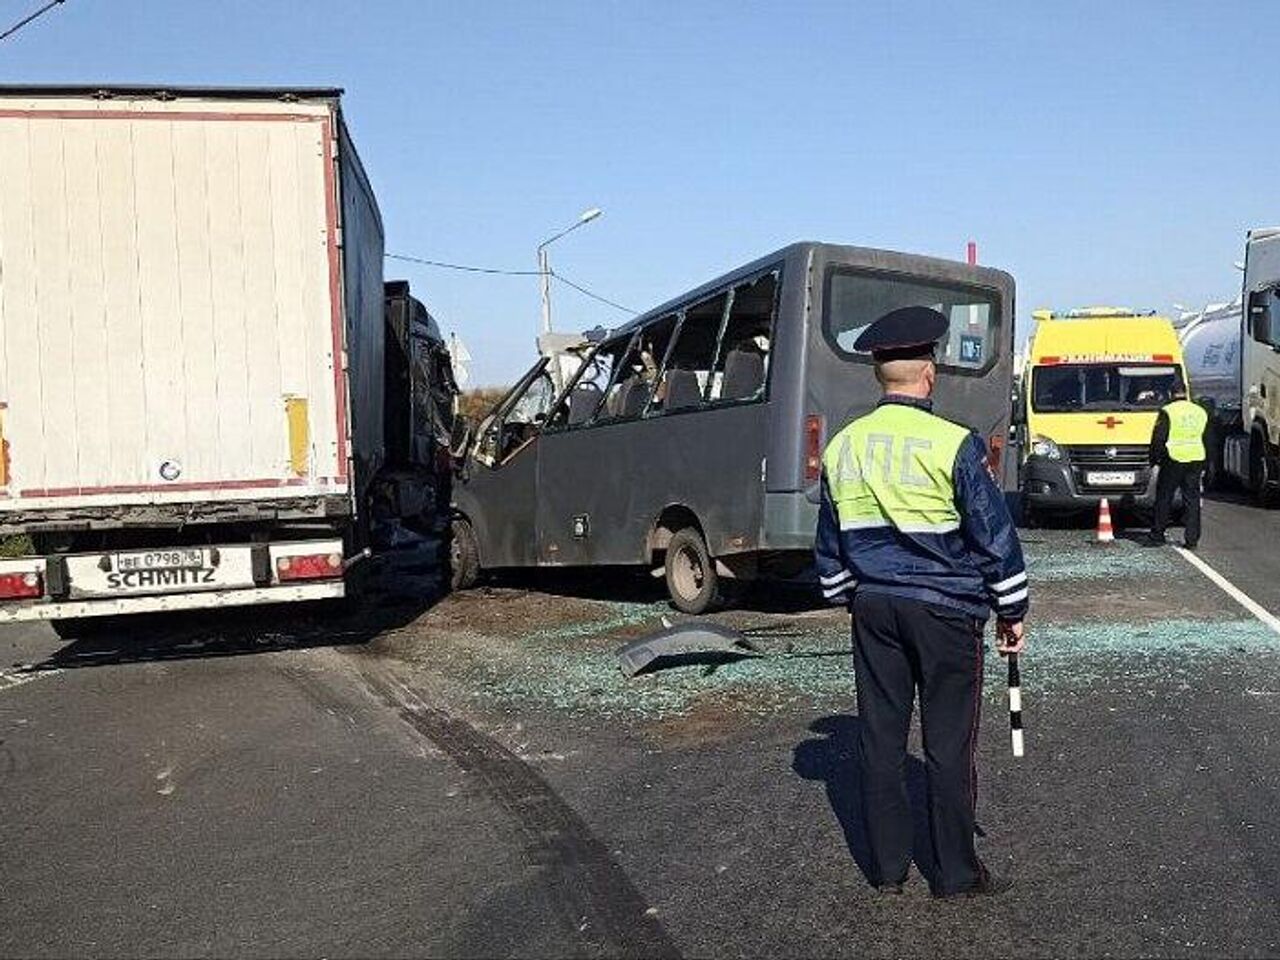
[
  {"left": 536, "top": 207, "right": 602, "bottom": 335},
  {"left": 539, "top": 246, "right": 553, "bottom": 336}
]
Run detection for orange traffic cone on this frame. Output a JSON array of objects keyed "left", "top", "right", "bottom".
[{"left": 1096, "top": 497, "right": 1115, "bottom": 543}]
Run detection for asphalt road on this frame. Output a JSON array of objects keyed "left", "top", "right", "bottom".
[
  {"left": 1194, "top": 494, "right": 1280, "bottom": 605},
  {"left": 4, "top": 502, "right": 1280, "bottom": 958},
  {"left": 0, "top": 617, "right": 614, "bottom": 958}
]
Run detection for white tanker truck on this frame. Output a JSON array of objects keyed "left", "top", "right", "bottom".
[{"left": 1181, "top": 228, "right": 1280, "bottom": 499}]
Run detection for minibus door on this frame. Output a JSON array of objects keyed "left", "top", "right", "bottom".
[{"left": 456, "top": 361, "right": 555, "bottom": 568}]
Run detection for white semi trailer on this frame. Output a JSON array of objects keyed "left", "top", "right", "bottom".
[
  {"left": 0, "top": 86, "right": 453, "bottom": 631},
  {"left": 1181, "top": 229, "right": 1280, "bottom": 498}
]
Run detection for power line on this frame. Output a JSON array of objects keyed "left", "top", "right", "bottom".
[
  {"left": 384, "top": 253, "right": 540, "bottom": 276},
  {"left": 384, "top": 252, "right": 636, "bottom": 315},
  {"left": 550, "top": 269, "right": 636, "bottom": 315},
  {"left": 0, "top": 0, "right": 66, "bottom": 44}
]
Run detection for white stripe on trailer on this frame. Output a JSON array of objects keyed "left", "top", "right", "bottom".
[
  {"left": 0, "top": 582, "right": 344, "bottom": 623},
  {"left": 1174, "top": 546, "right": 1280, "bottom": 637}
]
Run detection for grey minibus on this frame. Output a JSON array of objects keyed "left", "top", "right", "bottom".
[{"left": 451, "top": 242, "right": 1015, "bottom": 612}]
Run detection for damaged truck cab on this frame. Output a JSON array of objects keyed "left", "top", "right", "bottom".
[{"left": 451, "top": 242, "right": 1015, "bottom": 613}]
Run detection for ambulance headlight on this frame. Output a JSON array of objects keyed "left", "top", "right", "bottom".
[{"left": 1030, "top": 436, "right": 1064, "bottom": 460}]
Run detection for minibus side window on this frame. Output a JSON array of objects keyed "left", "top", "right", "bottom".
[
  {"left": 547, "top": 335, "right": 633, "bottom": 429},
  {"left": 708, "top": 273, "right": 777, "bottom": 404},
  {"left": 495, "top": 372, "right": 555, "bottom": 462},
  {"left": 474, "top": 360, "right": 550, "bottom": 464},
  {"left": 651, "top": 292, "right": 728, "bottom": 414},
  {"left": 597, "top": 314, "right": 678, "bottom": 423}
]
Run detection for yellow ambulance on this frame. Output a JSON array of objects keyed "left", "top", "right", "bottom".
[{"left": 1017, "top": 308, "right": 1190, "bottom": 520}]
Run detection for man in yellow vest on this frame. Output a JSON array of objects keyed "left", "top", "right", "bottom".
[
  {"left": 1147, "top": 385, "right": 1209, "bottom": 549},
  {"left": 814, "top": 306, "right": 1028, "bottom": 898}
]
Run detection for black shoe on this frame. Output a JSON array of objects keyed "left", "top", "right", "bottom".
[
  {"left": 1143, "top": 534, "right": 1168, "bottom": 548},
  {"left": 874, "top": 882, "right": 904, "bottom": 896},
  {"left": 934, "top": 864, "right": 1012, "bottom": 899}
]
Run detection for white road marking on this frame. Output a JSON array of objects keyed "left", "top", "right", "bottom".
[
  {"left": 0, "top": 666, "right": 61, "bottom": 693},
  {"left": 1174, "top": 546, "right": 1280, "bottom": 637}
]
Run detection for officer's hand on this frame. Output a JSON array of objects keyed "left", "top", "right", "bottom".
[{"left": 996, "top": 619, "right": 1025, "bottom": 656}]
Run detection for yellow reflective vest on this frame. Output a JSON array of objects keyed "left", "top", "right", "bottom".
[
  {"left": 822, "top": 402, "right": 970, "bottom": 534},
  {"left": 1161, "top": 399, "right": 1207, "bottom": 463}
]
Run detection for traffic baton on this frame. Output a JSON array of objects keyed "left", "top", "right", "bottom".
[{"left": 1007, "top": 653, "right": 1024, "bottom": 757}]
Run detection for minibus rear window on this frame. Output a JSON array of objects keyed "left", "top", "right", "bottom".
[{"left": 824, "top": 270, "right": 999, "bottom": 373}]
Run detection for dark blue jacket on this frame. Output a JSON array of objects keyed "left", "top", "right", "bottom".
[{"left": 814, "top": 396, "right": 1029, "bottom": 621}]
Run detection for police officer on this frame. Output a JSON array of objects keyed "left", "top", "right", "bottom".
[
  {"left": 814, "top": 306, "right": 1029, "bottom": 898},
  {"left": 1147, "top": 385, "right": 1209, "bottom": 549}
]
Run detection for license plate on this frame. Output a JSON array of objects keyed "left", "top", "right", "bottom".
[
  {"left": 1086, "top": 471, "right": 1136, "bottom": 486},
  {"left": 113, "top": 549, "right": 207, "bottom": 572}
]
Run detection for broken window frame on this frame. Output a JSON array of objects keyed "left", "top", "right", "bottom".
[
  {"left": 594, "top": 316, "right": 679, "bottom": 426},
  {"left": 472, "top": 357, "right": 552, "bottom": 467},
  {"left": 640, "top": 264, "right": 782, "bottom": 418},
  {"left": 536, "top": 262, "right": 783, "bottom": 433},
  {"left": 705, "top": 270, "right": 780, "bottom": 408},
  {"left": 542, "top": 331, "right": 639, "bottom": 432},
  {"left": 643, "top": 289, "right": 731, "bottom": 416}
]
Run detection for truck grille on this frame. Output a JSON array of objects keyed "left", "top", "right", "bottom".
[{"left": 1065, "top": 444, "right": 1151, "bottom": 494}]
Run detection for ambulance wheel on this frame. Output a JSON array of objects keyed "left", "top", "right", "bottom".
[
  {"left": 665, "top": 528, "right": 722, "bottom": 614},
  {"left": 449, "top": 517, "right": 481, "bottom": 591}
]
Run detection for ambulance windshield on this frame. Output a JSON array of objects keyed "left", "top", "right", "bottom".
[{"left": 1031, "top": 364, "right": 1184, "bottom": 413}]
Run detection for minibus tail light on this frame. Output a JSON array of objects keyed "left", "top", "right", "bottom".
[
  {"left": 805, "top": 415, "right": 825, "bottom": 483},
  {"left": 987, "top": 434, "right": 1006, "bottom": 476}
]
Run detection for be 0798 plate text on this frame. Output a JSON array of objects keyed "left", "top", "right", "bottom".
[{"left": 114, "top": 549, "right": 207, "bottom": 572}]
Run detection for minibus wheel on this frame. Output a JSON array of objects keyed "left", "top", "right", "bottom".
[
  {"left": 664, "top": 528, "right": 722, "bottom": 614},
  {"left": 450, "top": 517, "right": 481, "bottom": 591}
]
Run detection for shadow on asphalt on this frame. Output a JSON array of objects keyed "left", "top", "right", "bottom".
[
  {"left": 490, "top": 567, "right": 825, "bottom": 615},
  {"left": 791, "top": 714, "right": 937, "bottom": 890},
  {"left": 22, "top": 553, "right": 443, "bottom": 672}
]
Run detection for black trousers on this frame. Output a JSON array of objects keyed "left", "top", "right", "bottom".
[
  {"left": 852, "top": 591, "right": 984, "bottom": 894},
  {"left": 1152, "top": 460, "right": 1203, "bottom": 546}
]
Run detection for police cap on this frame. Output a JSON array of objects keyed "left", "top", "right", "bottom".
[{"left": 853, "top": 306, "right": 949, "bottom": 362}]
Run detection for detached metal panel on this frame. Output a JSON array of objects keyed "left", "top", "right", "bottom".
[{"left": 0, "top": 95, "right": 349, "bottom": 512}]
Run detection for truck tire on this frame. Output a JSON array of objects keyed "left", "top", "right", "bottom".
[
  {"left": 664, "top": 527, "right": 723, "bottom": 615},
  {"left": 1251, "top": 433, "right": 1280, "bottom": 508},
  {"left": 449, "top": 517, "right": 481, "bottom": 591}
]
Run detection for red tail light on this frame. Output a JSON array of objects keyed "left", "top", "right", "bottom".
[
  {"left": 804, "top": 415, "right": 825, "bottom": 482},
  {"left": 1152, "top": 354, "right": 1174, "bottom": 363},
  {"left": 276, "top": 552, "right": 343, "bottom": 582},
  {"left": 987, "top": 434, "right": 1006, "bottom": 476},
  {"left": 0, "top": 571, "right": 42, "bottom": 600}
]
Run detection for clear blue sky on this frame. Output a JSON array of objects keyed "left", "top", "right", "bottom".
[{"left": 3, "top": 0, "right": 1276, "bottom": 385}]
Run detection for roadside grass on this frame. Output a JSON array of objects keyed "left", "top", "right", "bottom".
[
  {"left": 0, "top": 536, "right": 31, "bottom": 558},
  {"left": 458, "top": 387, "right": 508, "bottom": 422}
]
